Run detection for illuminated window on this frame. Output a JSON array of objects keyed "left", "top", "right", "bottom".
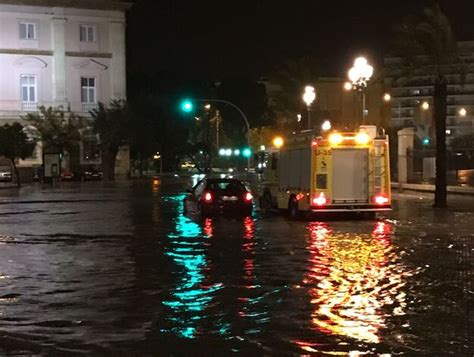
[
  {"left": 20, "top": 22, "right": 36, "bottom": 40},
  {"left": 80, "top": 25, "right": 95, "bottom": 42},
  {"left": 21, "top": 75, "right": 37, "bottom": 102},
  {"left": 81, "top": 77, "right": 96, "bottom": 103}
]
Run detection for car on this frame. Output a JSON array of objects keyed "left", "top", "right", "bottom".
[
  {"left": 60, "top": 169, "right": 74, "bottom": 181},
  {"left": 83, "top": 167, "right": 103, "bottom": 181},
  {"left": 0, "top": 166, "right": 12, "bottom": 182},
  {"left": 184, "top": 178, "right": 253, "bottom": 218}
]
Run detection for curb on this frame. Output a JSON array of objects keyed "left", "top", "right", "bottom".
[{"left": 391, "top": 182, "right": 474, "bottom": 195}]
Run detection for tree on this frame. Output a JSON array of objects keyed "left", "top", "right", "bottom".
[
  {"left": 90, "top": 100, "right": 132, "bottom": 181},
  {"left": 23, "top": 106, "right": 83, "bottom": 155},
  {"left": 266, "top": 56, "right": 322, "bottom": 132},
  {"left": 0, "top": 123, "right": 36, "bottom": 186},
  {"left": 393, "top": 4, "right": 462, "bottom": 208}
]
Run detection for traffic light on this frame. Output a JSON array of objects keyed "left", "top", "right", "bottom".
[
  {"left": 242, "top": 147, "right": 252, "bottom": 158},
  {"left": 422, "top": 137, "right": 430, "bottom": 146},
  {"left": 180, "top": 99, "right": 194, "bottom": 113}
]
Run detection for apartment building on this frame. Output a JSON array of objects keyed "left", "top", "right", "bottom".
[{"left": 384, "top": 41, "right": 474, "bottom": 141}]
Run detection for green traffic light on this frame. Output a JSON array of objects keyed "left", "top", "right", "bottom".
[
  {"left": 422, "top": 137, "right": 430, "bottom": 145},
  {"left": 180, "top": 100, "right": 194, "bottom": 113},
  {"left": 242, "top": 147, "right": 252, "bottom": 158}
]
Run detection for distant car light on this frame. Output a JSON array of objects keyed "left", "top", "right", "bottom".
[{"left": 244, "top": 192, "right": 253, "bottom": 201}]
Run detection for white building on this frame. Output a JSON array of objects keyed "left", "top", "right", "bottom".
[
  {"left": 384, "top": 41, "right": 474, "bottom": 142},
  {"left": 0, "top": 0, "right": 130, "bottom": 174}
]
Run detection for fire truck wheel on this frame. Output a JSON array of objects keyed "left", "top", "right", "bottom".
[
  {"left": 363, "top": 211, "right": 376, "bottom": 220},
  {"left": 288, "top": 197, "right": 299, "bottom": 220}
]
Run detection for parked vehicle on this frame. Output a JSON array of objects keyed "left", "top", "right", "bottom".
[
  {"left": 0, "top": 166, "right": 12, "bottom": 182},
  {"left": 60, "top": 169, "right": 75, "bottom": 181},
  {"left": 83, "top": 167, "right": 103, "bottom": 181},
  {"left": 184, "top": 178, "right": 253, "bottom": 218}
]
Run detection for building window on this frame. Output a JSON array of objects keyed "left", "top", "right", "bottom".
[
  {"left": 80, "top": 25, "right": 95, "bottom": 42},
  {"left": 81, "top": 77, "right": 96, "bottom": 103},
  {"left": 21, "top": 75, "right": 37, "bottom": 102},
  {"left": 20, "top": 22, "right": 36, "bottom": 40}
]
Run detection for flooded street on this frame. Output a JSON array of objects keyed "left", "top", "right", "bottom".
[{"left": 0, "top": 179, "right": 472, "bottom": 355}]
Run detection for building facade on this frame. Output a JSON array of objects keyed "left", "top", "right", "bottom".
[
  {"left": 384, "top": 41, "right": 474, "bottom": 142},
  {"left": 0, "top": 0, "right": 129, "bottom": 173}
]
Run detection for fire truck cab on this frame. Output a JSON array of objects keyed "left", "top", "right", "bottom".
[{"left": 259, "top": 125, "right": 391, "bottom": 219}]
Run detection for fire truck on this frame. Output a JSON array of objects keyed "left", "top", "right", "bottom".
[{"left": 258, "top": 125, "right": 391, "bottom": 218}]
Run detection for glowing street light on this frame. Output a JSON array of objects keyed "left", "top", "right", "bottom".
[
  {"left": 422, "top": 101, "right": 430, "bottom": 110},
  {"left": 459, "top": 107, "right": 467, "bottom": 117},
  {"left": 302, "top": 85, "right": 316, "bottom": 129},
  {"left": 321, "top": 120, "right": 332, "bottom": 131},
  {"left": 348, "top": 56, "right": 373, "bottom": 122},
  {"left": 297, "top": 113, "right": 302, "bottom": 122},
  {"left": 383, "top": 93, "right": 391, "bottom": 102},
  {"left": 344, "top": 81, "right": 353, "bottom": 91},
  {"left": 272, "top": 136, "right": 284, "bottom": 149}
]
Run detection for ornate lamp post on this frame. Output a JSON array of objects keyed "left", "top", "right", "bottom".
[
  {"left": 302, "top": 85, "right": 316, "bottom": 129},
  {"left": 348, "top": 57, "right": 373, "bottom": 123}
]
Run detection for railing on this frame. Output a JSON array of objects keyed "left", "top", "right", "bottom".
[
  {"left": 81, "top": 102, "right": 99, "bottom": 113},
  {"left": 21, "top": 102, "right": 38, "bottom": 112}
]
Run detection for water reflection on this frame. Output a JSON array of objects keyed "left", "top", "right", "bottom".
[
  {"left": 295, "top": 221, "right": 411, "bottom": 352},
  {"left": 161, "top": 199, "right": 268, "bottom": 341},
  {"left": 162, "top": 195, "right": 223, "bottom": 339}
]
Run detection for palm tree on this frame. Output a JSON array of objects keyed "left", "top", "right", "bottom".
[{"left": 393, "top": 4, "right": 463, "bottom": 208}]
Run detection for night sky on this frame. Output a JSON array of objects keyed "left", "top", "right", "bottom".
[{"left": 127, "top": 0, "right": 474, "bottom": 80}]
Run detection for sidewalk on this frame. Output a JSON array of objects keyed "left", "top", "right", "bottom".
[
  {"left": 0, "top": 183, "right": 18, "bottom": 189},
  {"left": 391, "top": 182, "right": 474, "bottom": 195}
]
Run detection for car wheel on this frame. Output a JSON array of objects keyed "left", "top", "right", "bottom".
[
  {"left": 198, "top": 202, "right": 211, "bottom": 219},
  {"left": 288, "top": 197, "right": 299, "bottom": 220}
]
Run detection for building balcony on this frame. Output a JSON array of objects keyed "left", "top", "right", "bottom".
[
  {"left": 81, "top": 102, "right": 99, "bottom": 113},
  {"left": 21, "top": 102, "right": 38, "bottom": 112}
]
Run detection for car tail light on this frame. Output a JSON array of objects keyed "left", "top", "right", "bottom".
[
  {"left": 374, "top": 195, "right": 389, "bottom": 205},
  {"left": 312, "top": 192, "right": 327, "bottom": 206},
  {"left": 204, "top": 192, "right": 213, "bottom": 202},
  {"left": 244, "top": 192, "right": 253, "bottom": 201}
]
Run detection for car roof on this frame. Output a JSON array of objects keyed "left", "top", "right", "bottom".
[{"left": 205, "top": 178, "right": 243, "bottom": 183}]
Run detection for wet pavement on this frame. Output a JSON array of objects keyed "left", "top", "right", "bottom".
[{"left": 0, "top": 179, "right": 472, "bottom": 355}]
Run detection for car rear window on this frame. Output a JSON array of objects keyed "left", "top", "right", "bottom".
[{"left": 208, "top": 180, "right": 245, "bottom": 192}]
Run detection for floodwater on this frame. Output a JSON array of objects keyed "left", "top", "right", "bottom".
[{"left": 0, "top": 179, "right": 472, "bottom": 355}]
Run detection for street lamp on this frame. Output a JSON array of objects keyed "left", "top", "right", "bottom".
[
  {"left": 422, "top": 101, "right": 430, "bottom": 110},
  {"left": 302, "top": 85, "right": 316, "bottom": 129},
  {"left": 348, "top": 56, "right": 373, "bottom": 122},
  {"left": 272, "top": 136, "right": 284, "bottom": 149},
  {"left": 459, "top": 107, "right": 467, "bottom": 117},
  {"left": 321, "top": 120, "right": 332, "bottom": 131},
  {"left": 383, "top": 93, "right": 391, "bottom": 102}
]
